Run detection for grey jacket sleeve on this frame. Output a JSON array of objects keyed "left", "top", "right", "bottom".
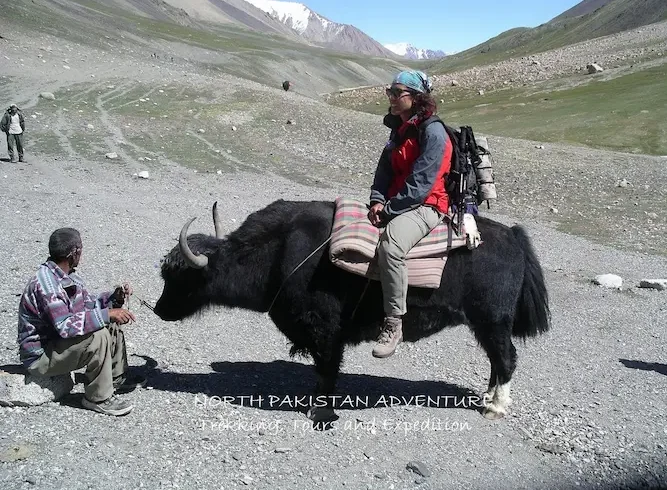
[
  {"left": 384, "top": 122, "right": 447, "bottom": 218},
  {"left": 369, "top": 146, "right": 393, "bottom": 205}
]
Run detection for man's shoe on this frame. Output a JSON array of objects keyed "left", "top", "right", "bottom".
[
  {"left": 372, "top": 316, "right": 403, "bottom": 358},
  {"left": 82, "top": 394, "right": 134, "bottom": 416},
  {"left": 10, "top": 158, "right": 18, "bottom": 163},
  {"left": 18, "top": 158, "right": 26, "bottom": 163},
  {"left": 113, "top": 373, "right": 147, "bottom": 394}
]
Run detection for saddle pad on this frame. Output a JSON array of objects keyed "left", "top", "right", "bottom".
[{"left": 328, "top": 198, "right": 466, "bottom": 288}]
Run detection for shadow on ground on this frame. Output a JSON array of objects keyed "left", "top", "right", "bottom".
[
  {"left": 141, "top": 357, "right": 483, "bottom": 413},
  {"left": 619, "top": 358, "right": 667, "bottom": 376}
]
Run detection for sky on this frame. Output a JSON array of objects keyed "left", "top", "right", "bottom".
[{"left": 300, "top": 0, "right": 583, "bottom": 52}]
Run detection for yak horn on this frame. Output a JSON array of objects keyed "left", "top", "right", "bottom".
[
  {"left": 179, "top": 217, "right": 209, "bottom": 269},
  {"left": 212, "top": 201, "right": 224, "bottom": 239}
]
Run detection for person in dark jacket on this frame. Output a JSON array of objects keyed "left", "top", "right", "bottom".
[
  {"left": 0, "top": 104, "right": 26, "bottom": 163},
  {"left": 367, "top": 70, "right": 453, "bottom": 358}
]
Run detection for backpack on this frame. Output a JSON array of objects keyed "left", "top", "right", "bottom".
[{"left": 416, "top": 115, "right": 497, "bottom": 218}]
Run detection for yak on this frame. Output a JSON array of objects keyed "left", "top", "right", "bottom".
[{"left": 154, "top": 199, "right": 550, "bottom": 423}]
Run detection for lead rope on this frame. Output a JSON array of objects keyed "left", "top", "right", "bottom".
[
  {"left": 127, "top": 294, "right": 155, "bottom": 312},
  {"left": 265, "top": 217, "right": 371, "bottom": 317}
]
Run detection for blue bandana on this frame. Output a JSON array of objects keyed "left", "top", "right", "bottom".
[{"left": 391, "top": 70, "right": 432, "bottom": 94}]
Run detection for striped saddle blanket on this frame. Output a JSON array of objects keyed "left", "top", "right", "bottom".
[{"left": 328, "top": 198, "right": 467, "bottom": 288}]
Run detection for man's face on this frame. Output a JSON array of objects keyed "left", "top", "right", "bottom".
[
  {"left": 9, "top": 107, "right": 17, "bottom": 114},
  {"left": 71, "top": 245, "right": 82, "bottom": 268}
]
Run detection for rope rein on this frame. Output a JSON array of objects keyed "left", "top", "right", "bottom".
[
  {"left": 266, "top": 217, "right": 371, "bottom": 316},
  {"left": 126, "top": 216, "right": 376, "bottom": 318}
]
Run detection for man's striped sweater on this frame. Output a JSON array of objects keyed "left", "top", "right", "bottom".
[{"left": 17, "top": 261, "right": 114, "bottom": 368}]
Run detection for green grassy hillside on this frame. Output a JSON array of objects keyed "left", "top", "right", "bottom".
[{"left": 429, "top": 0, "right": 667, "bottom": 73}]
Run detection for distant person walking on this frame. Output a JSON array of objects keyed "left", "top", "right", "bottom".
[{"left": 1, "top": 104, "right": 26, "bottom": 163}]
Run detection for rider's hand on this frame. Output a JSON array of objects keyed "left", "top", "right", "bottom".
[
  {"left": 122, "top": 282, "right": 133, "bottom": 297},
  {"left": 109, "top": 308, "right": 136, "bottom": 325},
  {"left": 368, "top": 203, "right": 385, "bottom": 227}
]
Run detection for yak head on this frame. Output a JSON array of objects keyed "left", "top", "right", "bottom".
[{"left": 154, "top": 203, "right": 225, "bottom": 321}]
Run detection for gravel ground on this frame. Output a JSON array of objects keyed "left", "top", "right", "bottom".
[{"left": 1, "top": 11, "right": 666, "bottom": 490}]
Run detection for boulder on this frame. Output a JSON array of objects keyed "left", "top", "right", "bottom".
[
  {"left": 0, "top": 366, "right": 73, "bottom": 407},
  {"left": 39, "top": 92, "right": 55, "bottom": 101},
  {"left": 587, "top": 63, "right": 604, "bottom": 74},
  {"left": 593, "top": 274, "right": 623, "bottom": 290}
]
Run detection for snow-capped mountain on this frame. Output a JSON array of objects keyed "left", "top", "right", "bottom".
[
  {"left": 384, "top": 42, "right": 448, "bottom": 60},
  {"left": 244, "top": 0, "right": 396, "bottom": 57}
]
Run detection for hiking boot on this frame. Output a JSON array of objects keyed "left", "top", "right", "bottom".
[
  {"left": 113, "top": 373, "right": 147, "bottom": 394},
  {"left": 18, "top": 157, "right": 26, "bottom": 163},
  {"left": 82, "top": 394, "right": 134, "bottom": 416},
  {"left": 372, "top": 316, "right": 403, "bottom": 358},
  {"left": 10, "top": 158, "right": 18, "bottom": 163}
]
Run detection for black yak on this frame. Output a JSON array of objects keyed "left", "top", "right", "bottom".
[{"left": 154, "top": 200, "right": 550, "bottom": 422}]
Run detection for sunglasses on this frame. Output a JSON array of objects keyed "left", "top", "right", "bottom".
[{"left": 385, "top": 86, "right": 414, "bottom": 99}]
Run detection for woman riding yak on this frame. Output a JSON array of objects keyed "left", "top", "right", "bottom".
[{"left": 368, "top": 70, "right": 452, "bottom": 358}]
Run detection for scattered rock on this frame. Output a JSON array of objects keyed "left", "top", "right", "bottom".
[
  {"left": 274, "top": 447, "right": 291, "bottom": 453},
  {"left": 518, "top": 427, "right": 532, "bottom": 440},
  {"left": 638, "top": 279, "right": 667, "bottom": 291},
  {"left": 0, "top": 444, "right": 33, "bottom": 462},
  {"left": 286, "top": 119, "right": 295, "bottom": 125},
  {"left": 587, "top": 63, "right": 604, "bottom": 74},
  {"left": 537, "top": 443, "right": 566, "bottom": 455},
  {"left": 39, "top": 92, "right": 55, "bottom": 100},
  {"left": 198, "top": 128, "right": 205, "bottom": 133},
  {"left": 550, "top": 207, "right": 558, "bottom": 214},
  {"left": 231, "top": 126, "right": 237, "bottom": 131},
  {"left": 616, "top": 179, "right": 630, "bottom": 188},
  {"left": 105, "top": 152, "right": 119, "bottom": 159},
  {"left": 593, "top": 274, "right": 623, "bottom": 290},
  {"left": 478, "top": 90, "right": 485, "bottom": 96},
  {"left": 406, "top": 461, "right": 431, "bottom": 478},
  {"left": 86, "top": 124, "right": 94, "bottom": 130},
  {"left": 0, "top": 368, "right": 73, "bottom": 407},
  {"left": 535, "top": 145, "right": 545, "bottom": 149},
  {"left": 138, "top": 171, "right": 150, "bottom": 179},
  {"left": 63, "top": 65, "right": 70, "bottom": 70},
  {"left": 451, "top": 80, "right": 459, "bottom": 86}
]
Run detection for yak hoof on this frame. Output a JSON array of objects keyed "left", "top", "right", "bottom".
[
  {"left": 482, "top": 403, "right": 507, "bottom": 420},
  {"left": 306, "top": 406, "right": 338, "bottom": 424}
]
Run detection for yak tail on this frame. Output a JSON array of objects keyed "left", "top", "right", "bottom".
[{"left": 511, "top": 225, "right": 551, "bottom": 339}]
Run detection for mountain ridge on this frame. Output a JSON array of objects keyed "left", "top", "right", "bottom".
[{"left": 384, "top": 42, "right": 447, "bottom": 60}]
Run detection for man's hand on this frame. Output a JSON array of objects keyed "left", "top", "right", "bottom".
[
  {"left": 122, "top": 282, "right": 133, "bottom": 297},
  {"left": 109, "top": 308, "right": 136, "bottom": 325},
  {"left": 368, "top": 203, "right": 385, "bottom": 227}
]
